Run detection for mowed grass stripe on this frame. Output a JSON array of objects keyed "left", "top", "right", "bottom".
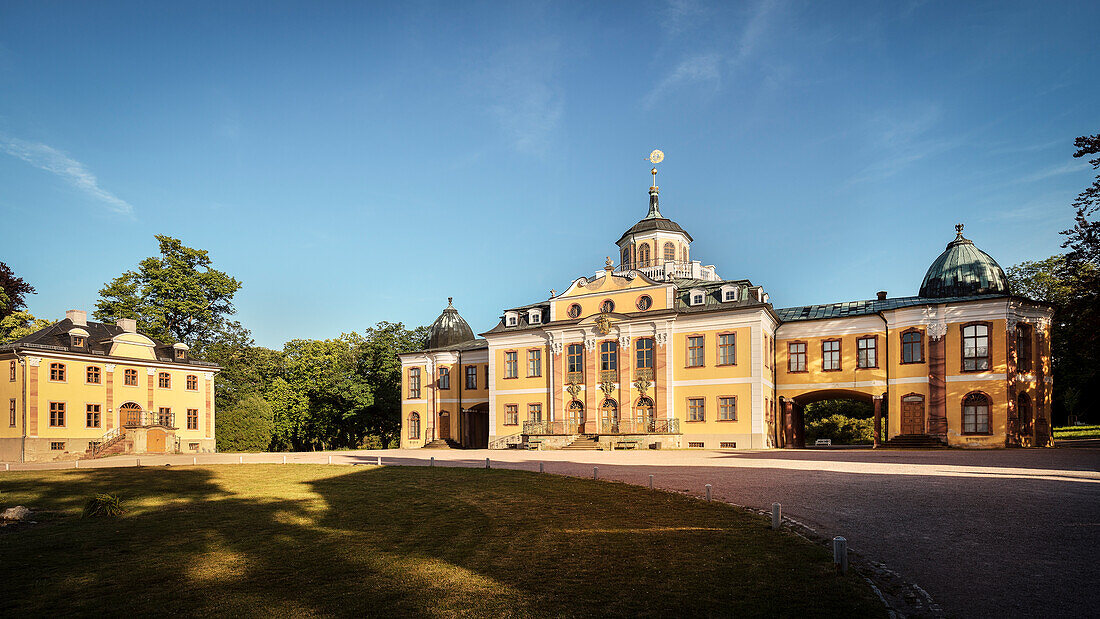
[{"left": 0, "top": 465, "right": 885, "bottom": 617}]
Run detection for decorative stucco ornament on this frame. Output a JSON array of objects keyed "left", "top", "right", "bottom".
[
  {"left": 633, "top": 377, "right": 651, "bottom": 397},
  {"left": 600, "top": 380, "right": 615, "bottom": 398},
  {"left": 566, "top": 382, "right": 582, "bottom": 401},
  {"left": 927, "top": 321, "right": 949, "bottom": 340},
  {"left": 594, "top": 314, "right": 613, "bottom": 335}
]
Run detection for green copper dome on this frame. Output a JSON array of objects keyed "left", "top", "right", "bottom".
[
  {"left": 427, "top": 298, "right": 475, "bottom": 349},
  {"left": 919, "top": 225, "right": 1009, "bottom": 298}
]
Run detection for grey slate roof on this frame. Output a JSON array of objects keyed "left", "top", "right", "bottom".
[
  {"left": 0, "top": 318, "right": 218, "bottom": 366},
  {"left": 774, "top": 294, "right": 1015, "bottom": 322}
]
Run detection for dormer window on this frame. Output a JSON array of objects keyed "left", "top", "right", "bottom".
[
  {"left": 528, "top": 309, "right": 542, "bottom": 325},
  {"left": 173, "top": 343, "right": 190, "bottom": 361},
  {"left": 720, "top": 285, "right": 739, "bottom": 303},
  {"left": 505, "top": 312, "right": 519, "bottom": 327},
  {"left": 71, "top": 335, "right": 85, "bottom": 347},
  {"left": 688, "top": 288, "right": 706, "bottom": 306},
  {"left": 68, "top": 327, "right": 89, "bottom": 348}
]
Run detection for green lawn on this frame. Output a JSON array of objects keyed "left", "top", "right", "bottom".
[
  {"left": 0, "top": 465, "right": 884, "bottom": 617},
  {"left": 1054, "top": 424, "right": 1100, "bottom": 440}
]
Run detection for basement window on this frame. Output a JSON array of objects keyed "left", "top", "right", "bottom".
[
  {"left": 189, "top": 442, "right": 200, "bottom": 451},
  {"left": 720, "top": 441, "right": 736, "bottom": 449},
  {"left": 50, "top": 442, "right": 65, "bottom": 451},
  {"left": 688, "top": 441, "right": 704, "bottom": 448}
]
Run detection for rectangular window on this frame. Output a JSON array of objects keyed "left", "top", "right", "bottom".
[
  {"left": 718, "top": 396, "right": 737, "bottom": 421},
  {"left": 635, "top": 338, "right": 654, "bottom": 370},
  {"left": 688, "top": 397, "right": 705, "bottom": 422},
  {"left": 857, "top": 337, "right": 877, "bottom": 368},
  {"left": 9, "top": 398, "right": 15, "bottom": 427},
  {"left": 527, "top": 349, "right": 542, "bottom": 377},
  {"left": 50, "top": 442, "right": 65, "bottom": 451},
  {"left": 438, "top": 367, "right": 450, "bottom": 390},
  {"left": 788, "top": 342, "right": 807, "bottom": 372},
  {"left": 718, "top": 334, "right": 736, "bottom": 365},
  {"left": 187, "top": 408, "right": 199, "bottom": 430},
  {"left": 189, "top": 442, "right": 200, "bottom": 451},
  {"left": 49, "top": 402, "right": 65, "bottom": 427},
  {"left": 505, "top": 404, "right": 519, "bottom": 425},
  {"left": 86, "top": 404, "right": 101, "bottom": 428},
  {"left": 50, "top": 362, "right": 66, "bottom": 381},
  {"left": 86, "top": 365, "right": 101, "bottom": 384},
  {"left": 158, "top": 407, "right": 172, "bottom": 426},
  {"left": 687, "top": 336, "right": 705, "bottom": 367},
  {"left": 9, "top": 360, "right": 15, "bottom": 381},
  {"left": 567, "top": 344, "right": 584, "bottom": 374},
  {"left": 158, "top": 372, "right": 171, "bottom": 389},
  {"left": 409, "top": 368, "right": 421, "bottom": 399},
  {"left": 186, "top": 374, "right": 198, "bottom": 391},
  {"left": 962, "top": 324, "right": 990, "bottom": 371},
  {"left": 901, "top": 330, "right": 924, "bottom": 363},
  {"left": 465, "top": 366, "right": 477, "bottom": 389},
  {"left": 822, "top": 340, "right": 841, "bottom": 371},
  {"left": 600, "top": 341, "right": 618, "bottom": 372},
  {"left": 505, "top": 351, "right": 518, "bottom": 378},
  {"left": 1017, "top": 324, "right": 1033, "bottom": 372},
  {"left": 528, "top": 403, "right": 542, "bottom": 423},
  {"left": 124, "top": 369, "right": 138, "bottom": 386},
  {"left": 763, "top": 335, "right": 771, "bottom": 369}
]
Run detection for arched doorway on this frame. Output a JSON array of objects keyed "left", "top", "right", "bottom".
[
  {"left": 901, "top": 394, "right": 925, "bottom": 435},
  {"left": 567, "top": 400, "right": 584, "bottom": 433},
  {"left": 438, "top": 411, "right": 451, "bottom": 440},
  {"left": 635, "top": 397, "right": 655, "bottom": 433},
  {"left": 783, "top": 389, "right": 880, "bottom": 448},
  {"left": 1017, "top": 392, "right": 1032, "bottom": 438},
  {"left": 119, "top": 402, "right": 142, "bottom": 427},
  {"left": 600, "top": 399, "right": 619, "bottom": 433}
]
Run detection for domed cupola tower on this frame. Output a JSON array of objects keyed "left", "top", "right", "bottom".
[
  {"left": 616, "top": 159, "right": 694, "bottom": 270},
  {"left": 919, "top": 224, "right": 1010, "bottom": 298},
  {"left": 427, "top": 298, "right": 476, "bottom": 349}
]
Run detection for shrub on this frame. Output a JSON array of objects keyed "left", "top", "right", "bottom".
[
  {"left": 216, "top": 394, "right": 275, "bottom": 452},
  {"left": 805, "top": 414, "right": 874, "bottom": 445},
  {"left": 83, "top": 493, "right": 125, "bottom": 518}
]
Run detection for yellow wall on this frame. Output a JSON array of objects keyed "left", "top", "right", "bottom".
[{"left": 401, "top": 358, "right": 490, "bottom": 448}]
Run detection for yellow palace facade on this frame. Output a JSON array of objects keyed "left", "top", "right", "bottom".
[
  {"left": 0, "top": 310, "right": 220, "bottom": 462},
  {"left": 401, "top": 172, "right": 1053, "bottom": 450}
]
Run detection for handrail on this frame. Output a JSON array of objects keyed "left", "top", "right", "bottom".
[
  {"left": 90, "top": 427, "right": 124, "bottom": 457},
  {"left": 488, "top": 433, "right": 523, "bottom": 449}
]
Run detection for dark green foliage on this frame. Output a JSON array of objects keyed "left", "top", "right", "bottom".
[
  {"left": 803, "top": 399, "right": 873, "bottom": 423},
  {"left": 82, "top": 493, "right": 124, "bottom": 518},
  {"left": 216, "top": 394, "right": 275, "bottom": 452},
  {"left": 0, "top": 261, "right": 35, "bottom": 319},
  {"left": 805, "top": 414, "right": 874, "bottom": 445}
]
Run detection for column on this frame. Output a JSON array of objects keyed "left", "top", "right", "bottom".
[
  {"left": 1035, "top": 321, "right": 1049, "bottom": 446},
  {"left": 780, "top": 398, "right": 793, "bottom": 448},
  {"left": 584, "top": 338, "right": 596, "bottom": 432},
  {"left": 1005, "top": 319, "right": 1019, "bottom": 447},
  {"left": 204, "top": 372, "right": 214, "bottom": 440},
  {"left": 927, "top": 321, "right": 948, "bottom": 438},
  {"left": 146, "top": 367, "right": 156, "bottom": 415},
  {"left": 27, "top": 357, "right": 39, "bottom": 437},
  {"left": 105, "top": 364, "right": 115, "bottom": 430},
  {"left": 551, "top": 343, "right": 562, "bottom": 430},
  {"left": 872, "top": 394, "right": 882, "bottom": 448},
  {"left": 619, "top": 334, "right": 631, "bottom": 430}
]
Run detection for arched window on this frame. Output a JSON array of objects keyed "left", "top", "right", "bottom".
[
  {"left": 600, "top": 299, "right": 615, "bottom": 313},
  {"left": 567, "top": 303, "right": 582, "bottom": 319},
  {"left": 901, "top": 329, "right": 924, "bottom": 363},
  {"left": 636, "top": 295, "right": 652, "bottom": 311},
  {"left": 663, "top": 242, "right": 675, "bottom": 262},
  {"left": 621, "top": 247, "right": 631, "bottom": 269},
  {"left": 600, "top": 341, "right": 618, "bottom": 372},
  {"left": 600, "top": 398, "right": 619, "bottom": 430},
  {"left": 635, "top": 397, "right": 654, "bottom": 430},
  {"left": 1017, "top": 392, "right": 1032, "bottom": 434},
  {"left": 49, "top": 362, "right": 66, "bottom": 382},
  {"left": 635, "top": 337, "right": 654, "bottom": 369},
  {"left": 120, "top": 402, "right": 142, "bottom": 427},
  {"left": 639, "top": 243, "right": 651, "bottom": 267},
  {"left": 408, "top": 412, "right": 421, "bottom": 439},
  {"left": 681, "top": 247, "right": 688, "bottom": 262},
  {"left": 567, "top": 400, "right": 584, "bottom": 428},
  {"left": 962, "top": 392, "right": 991, "bottom": 434}
]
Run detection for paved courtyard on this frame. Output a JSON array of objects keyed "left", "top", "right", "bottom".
[{"left": 7, "top": 446, "right": 1098, "bottom": 617}]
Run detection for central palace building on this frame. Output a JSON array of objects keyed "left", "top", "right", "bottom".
[{"left": 401, "top": 170, "right": 1054, "bottom": 450}]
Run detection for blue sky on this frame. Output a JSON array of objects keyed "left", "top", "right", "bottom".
[{"left": 1, "top": 1, "right": 1096, "bottom": 347}]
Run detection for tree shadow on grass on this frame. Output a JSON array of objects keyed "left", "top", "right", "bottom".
[{"left": 0, "top": 465, "right": 885, "bottom": 617}]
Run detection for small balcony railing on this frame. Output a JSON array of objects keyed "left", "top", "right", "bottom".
[
  {"left": 599, "top": 369, "right": 618, "bottom": 383},
  {"left": 522, "top": 418, "right": 680, "bottom": 436},
  {"left": 566, "top": 371, "right": 584, "bottom": 384},
  {"left": 123, "top": 411, "right": 176, "bottom": 429},
  {"left": 634, "top": 368, "right": 653, "bottom": 381}
]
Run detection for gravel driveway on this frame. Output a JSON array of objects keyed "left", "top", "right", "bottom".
[{"left": 9, "top": 446, "right": 1098, "bottom": 617}]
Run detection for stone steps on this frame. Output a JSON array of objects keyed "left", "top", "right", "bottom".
[
  {"left": 883, "top": 434, "right": 947, "bottom": 448},
  {"left": 563, "top": 436, "right": 602, "bottom": 450}
]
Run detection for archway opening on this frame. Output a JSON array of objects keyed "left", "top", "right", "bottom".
[{"left": 781, "top": 390, "right": 884, "bottom": 448}]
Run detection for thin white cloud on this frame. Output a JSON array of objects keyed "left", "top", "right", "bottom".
[
  {"left": 643, "top": 53, "right": 722, "bottom": 110},
  {"left": 0, "top": 135, "right": 133, "bottom": 215},
  {"left": 476, "top": 39, "right": 563, "bottom": 155},
  {"left": 1013, "top": 160, "right": 1090, "bottom": 184}
]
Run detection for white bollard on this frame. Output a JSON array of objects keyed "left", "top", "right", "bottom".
[
  {"left": 485, "top": 457, "right": 490, "bottom": 469},
  {"left": 239, "top": 455, "right": 244, "bottom": 464},
  {"left": 430, "top": 457, "right": 434, "bottom": 467},
  {"left": 705, "top": 484, "right": 712, "bottom": 501},
  {"left": 283, "top": 455, "right": 287, "bottom": 464},
  {"left": 772, "top": 503, "right": 782, "bottom": 529},
  {"left": 833, "top": 536, "right": 848, "bottom": 574},
  {"left": 75, "top": 460, "right": 79, "bottom": 468},
  {"left": 539, "top": 462, "right": 544, "bottom": 473},
  {"left": 648, "top": 474, "right": 654, "bottom": 489},
  {"left": 193, "top": 456, "right": 197, "bottom": 465},
  {"left": 328, "top": 455, "right": 332, "bottom": 465},
  {"left": 377, "top": 456, "right": 382, "bottom": 466},
  {"left": 593, "top": 466, "right": 599, "bottom": 479},
  {"left": 5, "top": 463, "right": 8, "bottom": 471}
]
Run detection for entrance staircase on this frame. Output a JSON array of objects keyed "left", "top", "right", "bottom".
[
  {"left": 423, "top": 439, "right": 461, "bottom": 449},
  {"left": 563, "top": 435, "right": 602, "bottom": 450},
  {"left": 883, "top": 434, "right": 947, "bottom": 448},
  {"left": 83, "top": 427, "right": 133, "bottom": 459}
]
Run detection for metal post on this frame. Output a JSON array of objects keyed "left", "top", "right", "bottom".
[
  {"left": 485, "top": 458, "right": 490, "bottom": 469},
  {"left": 648, "top": 474, "right": 654, "bottom": 489},
  {"left": 705, "top": 484, "right": 712, "bottom": 501},
  {"left": 833, "top": 536, "right": 848, "bottom": 574},
  {"left": 539, "top": 462, "right": 544, "bottom": 473},
  {"left": 136, "top": 458, "right": 141, "bottom": 467},
  {"left": 772, "top": 503, "right": 782, "bottom": 529},
  {"left": 430, "top": 456, "right": 434, "bottom": 467},
  {"left": 593, "top": 466, "right": 598, "bottom": 479}
]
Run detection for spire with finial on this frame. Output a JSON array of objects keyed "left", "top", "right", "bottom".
[
  {"left": 447, "top": 297, "right": 454, "bottom": 307},
  {"left": 645, "top": 147, "right": 665, "bottom": 220},
  {"left": 955, "top": 223, "right": 964, "bottom": 238}
]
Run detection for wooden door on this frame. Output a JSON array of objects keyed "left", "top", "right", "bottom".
[
  {"left": 901, "top": 397, "right": 925, "bottom": 435},
  {"left": 147, "top": 428, "right": 167, "bottom": 453},
  {"left": 568, "top": 402, "right": 584, "bottom": 434},
  {"left": 438, "top": 413, "right": 450, "bottom": 440}
]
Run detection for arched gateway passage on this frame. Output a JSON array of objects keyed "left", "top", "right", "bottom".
[{"left": 778, "top": 389, "right": 884, "bottom": 448}]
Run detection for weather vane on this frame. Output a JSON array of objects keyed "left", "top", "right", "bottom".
[{"left": 647, "top": 149, "right": 664, "bottom": 187}]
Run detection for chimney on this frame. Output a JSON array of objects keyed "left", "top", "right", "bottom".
[
  {"left": 116, "top": 318, "right": 137, "bottom": 333},
  {"left": 65, "top": 309, "right": 87, "bottom": 326},
  {"left": 876, "top": 291, "right": 888, "bottom": 301}
]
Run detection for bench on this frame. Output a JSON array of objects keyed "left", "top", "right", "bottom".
[
  {"left": 615, "top": 439, "right": 643, "bottom": 450},
  {"left": 814, "top": 438, "right": 832, "bottom": 446}
]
